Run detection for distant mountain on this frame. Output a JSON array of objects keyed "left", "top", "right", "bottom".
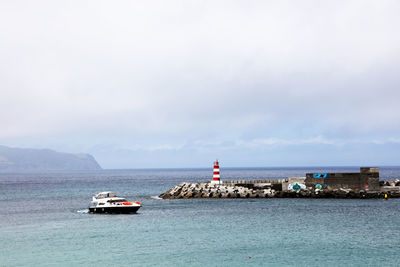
[{"left": 0, "top": 145, "right": 102, "bottom": 171}]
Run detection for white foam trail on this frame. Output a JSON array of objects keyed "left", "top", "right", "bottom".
[
  {"left": 77, "top": 209, "right": 89, "bottom": 213},
  {"left": 151, "top": 196, "right": 162, "bottom": 200}
]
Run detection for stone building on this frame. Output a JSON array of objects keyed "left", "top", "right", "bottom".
[{"left": 305, "top": 167, "right": 380, "bottom": 192}]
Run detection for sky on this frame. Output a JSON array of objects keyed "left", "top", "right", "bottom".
[{"left": 1, "top": 0, "right": 400, "bottom": 168}]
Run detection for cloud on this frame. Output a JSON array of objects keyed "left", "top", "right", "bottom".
[
  {"left": 235, "top": 136, "right": 339, "bottom": 147},
  {"left": 0, "top": 0, "right": 400, "bottom": 167},
  {"left": 108, "top": 136, "right": 400, "bottom": 153}
]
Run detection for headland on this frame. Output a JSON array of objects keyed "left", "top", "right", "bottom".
[{"left": 0, "top": 145, "right": 102, "bottom": 172}]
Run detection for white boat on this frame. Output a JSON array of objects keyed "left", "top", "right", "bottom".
[{"left": 88, "top": 191, "right": 141, "bottom": 214}]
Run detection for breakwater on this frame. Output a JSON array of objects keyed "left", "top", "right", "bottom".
[{"left": 159, "top": 179, "right": 400, "bottom": 199}]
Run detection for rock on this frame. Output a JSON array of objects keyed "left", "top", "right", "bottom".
[{"left": 202, "top": 193, "right": 210, "bottom": 198}]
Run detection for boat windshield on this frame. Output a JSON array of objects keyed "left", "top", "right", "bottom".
[{"left": 96, "top": 192, "right": 117, "bottom": 199}]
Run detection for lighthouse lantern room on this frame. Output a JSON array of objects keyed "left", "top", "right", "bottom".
[{"left": 211, "top": 160, "right": 221, "bottom": 184}]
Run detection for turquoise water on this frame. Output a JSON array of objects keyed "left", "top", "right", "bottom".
[{"left": 1, "top": 167, "right": 400, "bottom": 266}]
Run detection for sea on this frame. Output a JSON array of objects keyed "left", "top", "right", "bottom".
[{"left": 1, "top": 166, "right": 400, "bottom": 267}]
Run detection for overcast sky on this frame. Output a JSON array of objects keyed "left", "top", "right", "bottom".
[{"left": 1, "top": 0, "right": 400, "bottom": 168}]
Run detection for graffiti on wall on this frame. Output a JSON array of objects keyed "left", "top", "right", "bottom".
[
  {"left": 313, "top": 173, "right": 328, "bottom": 178},
  {"left": 315, "top": 184, "right": 329, "bottom": 190},
  {"left": 288, "top": 183, "right": 306, "bottom": 191}
]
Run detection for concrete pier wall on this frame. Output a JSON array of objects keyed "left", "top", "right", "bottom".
[{"left": 305, "top": 167, "right": 380, "bottom": 191}]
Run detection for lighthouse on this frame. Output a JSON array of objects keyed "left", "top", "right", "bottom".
[{"left": 211, "top": 160, "right": 221, "bottom": 184}]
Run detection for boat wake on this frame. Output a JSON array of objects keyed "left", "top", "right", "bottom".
[
  {"left": 77, "top": 209, "right": 89, "bottom": 214},
  {"left": 151, "top": 195, "right": 162, "bottom": 200}
]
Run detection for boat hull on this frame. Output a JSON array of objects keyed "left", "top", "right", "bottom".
[{"left": 89, "top": 206, "right": 141, "bottom": 214}]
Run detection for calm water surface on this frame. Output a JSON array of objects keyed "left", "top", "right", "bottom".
[{"left": 1, "top": 167, "right": 400, "bottom": 266}]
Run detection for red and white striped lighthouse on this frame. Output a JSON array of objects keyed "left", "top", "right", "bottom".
[{"left": 211, "top": 160, "right": 221, "bottom": 184}]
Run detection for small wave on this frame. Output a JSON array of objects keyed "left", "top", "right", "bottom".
[
  {"left": 151, "top": 195, "right": 162, "bottom": 200},
  {"left": 77, "top": 209, "right": 89, "bottom": 213}
]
